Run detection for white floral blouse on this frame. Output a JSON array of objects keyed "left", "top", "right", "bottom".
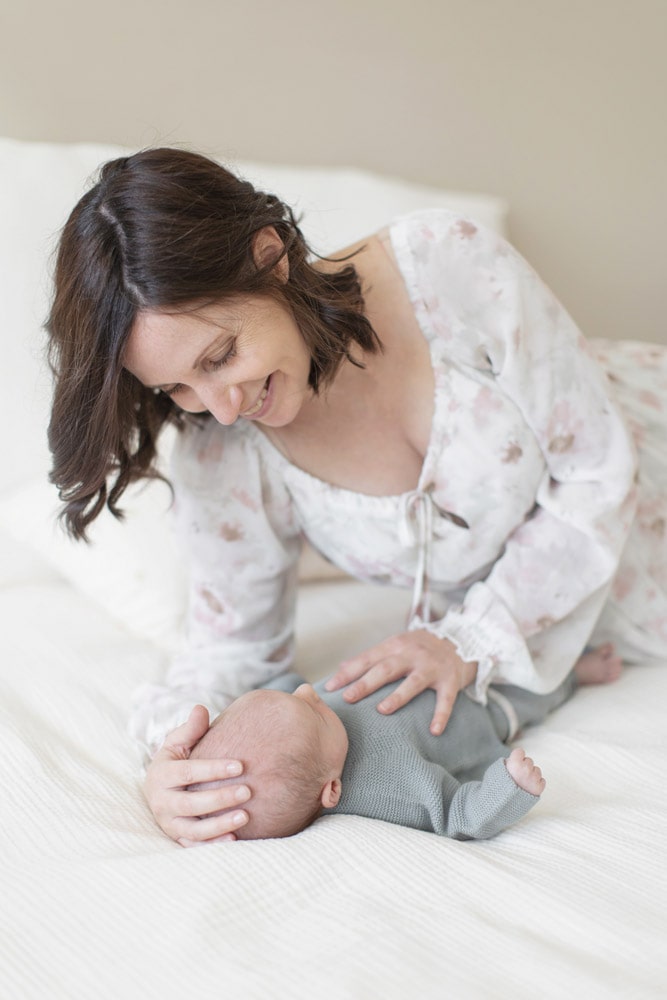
[{"left": 130, "top": 209, "right": 667, "bottom": 755}]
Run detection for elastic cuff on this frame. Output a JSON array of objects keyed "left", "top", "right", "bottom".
[{"left": 409, "top": 613, "right": 496, "bottom": 705}]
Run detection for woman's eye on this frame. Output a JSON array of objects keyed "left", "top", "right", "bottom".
[
  {"left": 162, "top": 383, "right": 184, "bottom": 398},
  {"left": 156, "top": 340, "right": 236, "bottom": 399},
  {"left": 209, "top": 342, "right": 237, "bottom": 370}
]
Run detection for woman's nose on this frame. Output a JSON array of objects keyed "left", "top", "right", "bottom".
[{"left": 199, "top": 384, "right": 244, "bottom": 426}]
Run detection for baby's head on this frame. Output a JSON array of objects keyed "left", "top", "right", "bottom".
[{"left": 190, "top": 684, "right": 349, "bottom": 840}]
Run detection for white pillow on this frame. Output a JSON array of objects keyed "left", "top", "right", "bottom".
[
  {"left": 0, "top": 466, "right": 187, "bottom": 654},
  {"left": 0, "top": 139, "right": 137, "bottom": 498},
  {"left": 0, "top": 440, "right": 344, "bottom": 650},
  {"left": 0, "top": 136, "right": 508, "bottom": 636},
  {"left": 234, "top": 161, "right": 509, "bottom": 257}
]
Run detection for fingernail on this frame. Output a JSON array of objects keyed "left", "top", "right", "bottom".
[
  {"left": 234, "top": 785, "right": 250, "bottom": 803},
  {"left": 233, "top": 811, "right": 248, "bottom": 826},
  {"left": 226, "top": 762, "right": 243, "bottom": 777}
]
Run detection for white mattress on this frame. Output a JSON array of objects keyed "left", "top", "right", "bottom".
[
  {"left": 1, "top": 136, "right": 664, "bottom": 998},
  {"left": 1, "top": 527, "right": 666, "bottom": 1000}
]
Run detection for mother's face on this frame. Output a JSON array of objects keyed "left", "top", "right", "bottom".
[{"left": 124, "top": 295, "right": 313, "bottom": 429}]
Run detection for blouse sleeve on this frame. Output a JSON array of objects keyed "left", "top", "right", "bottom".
[
  {"left": 404, "top": 210, "right": 638, "bottom": 698},
  {"left": 128, "top": 419, "right": 302, "bottom": 757}
]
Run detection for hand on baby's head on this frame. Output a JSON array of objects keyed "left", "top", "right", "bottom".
[{"left": 189, "top": 689, "right": 332, "bottom": 840}]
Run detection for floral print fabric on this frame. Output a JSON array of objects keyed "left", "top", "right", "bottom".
[{"left": 129, "top": 210, "right": 667, "bottom": 755}]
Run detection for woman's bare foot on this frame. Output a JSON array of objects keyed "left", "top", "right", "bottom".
[
  {"left": 505, "top": 747, "right": 546, "bottom": 796},
  {"left": 574, "top": 642, "right": 623, "bottom": 685}
]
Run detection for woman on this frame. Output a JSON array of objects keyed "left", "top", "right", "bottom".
[{"left": 47, "top": 148, "right": 667, "bottom": 846}]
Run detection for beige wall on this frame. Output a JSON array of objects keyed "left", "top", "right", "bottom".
[{"left": 2, "top": 0, "right": 665, "bottom": 343}]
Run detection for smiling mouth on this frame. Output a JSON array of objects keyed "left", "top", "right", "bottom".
[{"left": 242, "top": 376, "right": 271, "bottom": 418}]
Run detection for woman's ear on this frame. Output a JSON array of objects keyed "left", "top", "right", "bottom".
[
  {"left": 252, "top": 226, "right": 289, "bottom": 281},
  {"left": 320, "top": 777, "right": 342, "bottom": 809}
]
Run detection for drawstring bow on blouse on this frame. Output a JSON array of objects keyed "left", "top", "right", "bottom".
[{"left": 399, "top": 488, "right": 468, "bottom": 626}]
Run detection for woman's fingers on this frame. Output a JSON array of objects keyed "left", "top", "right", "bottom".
[
  {"left": 158, "top": 704, "right": 211, "bottom": 758},
  {"left": 338, "top": 656, "right": 407, "bottom": 703},
  {"left": 429, "top": 685, "right": 459, "bottom": 736},
  {"left": 327, "top": 635, "right": 422, "bottom": 700},
  {"left": 153, "top": 756, "right": 244, "bottom": 790},
  {"left": 375, "top": 669, "right": 428, "bottom": 714},
  {"left": 145, "top": 755, "right": 251, "bottom": 843},
  {"left": 170, "top": 782, "right": 251, "bottom": 819},
  {"left": 178, "top": 832, "right": 238, "bottom": 848},
  {"left": 144, "top": 708, "right": 254, "bottom": 845},
  {"left": 323, "top": 631, "right": 477, "bottom": 738},
  {"left": 375, "top": 672, "right": 458, "bottom": 736},
  {"left": 324, "top": 650, "right": 384, "bottom": 691},
  {"left": 172, "top": 809, "right": 249, "bottom": 844}
]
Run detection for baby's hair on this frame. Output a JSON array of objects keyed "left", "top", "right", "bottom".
[{"left": 190, "top": 691, "right": 328, "bottom": 840}]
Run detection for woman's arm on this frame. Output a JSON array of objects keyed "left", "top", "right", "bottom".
[
  {"left": 131, "top": 421, "right": 301, "bottom": 842},
  {"left": 130, "top": 419, "right": 302, "bottom": 756},
  {"left": 328, "top": 210, "right": 637, "bottom": 726},
  {"left": 415, "top": 211, "right": 637, "bottom": 699}
]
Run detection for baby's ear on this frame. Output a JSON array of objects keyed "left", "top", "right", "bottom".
[{"left": 320, "top": 777, "right": 342, "bottom": 809}]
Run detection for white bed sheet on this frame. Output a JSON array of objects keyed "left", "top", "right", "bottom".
[
  {"left": 1, "top": 135, "right": 664, "bottom": 998},
  {"left": 1, "top": 527, "right": 666, "bottom": 1000}
]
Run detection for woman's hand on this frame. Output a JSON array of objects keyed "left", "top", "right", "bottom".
[
  {"left": 143, "top": 705, "right": 251, "bottom": 848},
  {"left": 325, "top": 631, "right": 477, "bottom": 736}
]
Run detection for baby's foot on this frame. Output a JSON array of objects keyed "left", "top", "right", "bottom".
[
  {"left": 574, "top": 642, "right": 623, "bottom": 685},
  {"left": 505, "top": 747, "right": 546, "bottom": 796}
]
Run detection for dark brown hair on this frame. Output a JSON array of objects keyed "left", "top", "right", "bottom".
[{"left": 46, "top": 147, "right": 380, "bottom": 539}]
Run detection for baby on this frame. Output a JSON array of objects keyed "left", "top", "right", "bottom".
[{"left": 189, "top": 646, "right": 620, "bottom": 841}]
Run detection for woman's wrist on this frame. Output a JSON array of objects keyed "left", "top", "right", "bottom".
[
  {"left": 459, "top": 657, "right": 478, "bottom": 690},
  {"left": 441, "top": 637, "right": 477, "bottom": 690}
]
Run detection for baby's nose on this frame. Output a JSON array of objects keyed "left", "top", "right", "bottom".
[{"left": 294, "top": 683, "right": 318, "bottom": 703}]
